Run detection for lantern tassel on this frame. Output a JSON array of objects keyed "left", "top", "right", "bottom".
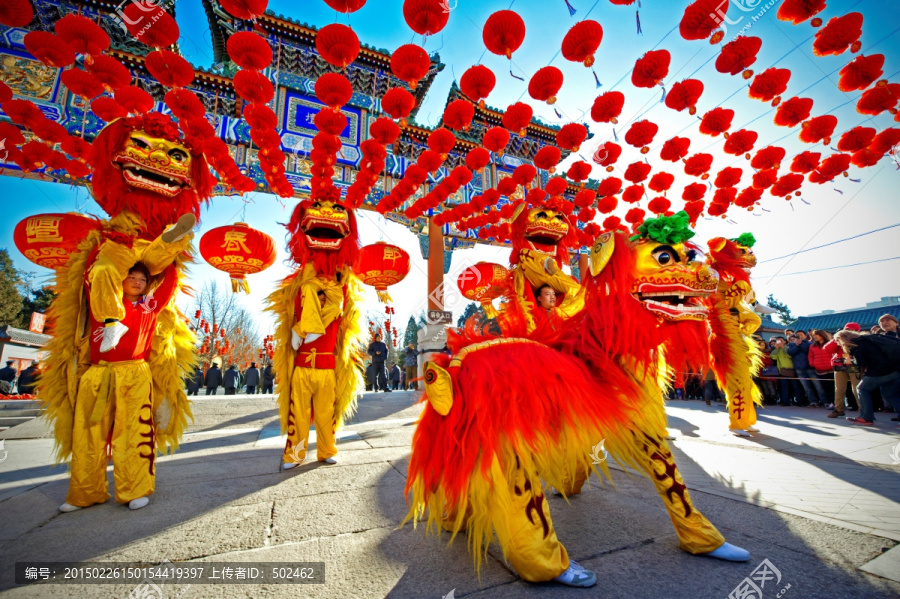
[
  {"left": 564, "top": 0, "right": 577, "bottom": 16},
  {"left": 592, "top": 68, "right": 602, "bottom": 88},
  {"left": 636, "top": 10, "right": 643, "bottom": 35},
  {"left": 612, "top": 128, "right": 618, "bottom": 141},
  {"left": 376, "top": 289, "right": 393, "bottom": 303},
  {"left": 509, "top": 62, "right": 524, "bottom": 81},
  {"left": 554, "top": 107, "right": 563, "bottom": 119},
  {"left": 660, "top": 85, "right": 667, "bottom": 103},
  {"left": 231, "top": 275, "right": 250, "bottom": 294}
]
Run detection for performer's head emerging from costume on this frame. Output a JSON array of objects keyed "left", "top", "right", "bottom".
[
  {"left": 286, "top": 187, "right": 360, "bottom": 275},
  {"left": 536, "top": 284, "right": 557, "bottom": 310},
  {"left": 123, "top": 263, "right": 150, "bottom": 299},
  {"left": 90, "top": 113, "right": 215, "bottom": 240}
]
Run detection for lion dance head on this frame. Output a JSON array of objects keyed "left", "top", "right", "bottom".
[
  {"left": 509, "top": 198, "right": 578, "bottom": 267},
  {"left": 286, "top": 186, "right": 359, "bottom": 275},
  {"left": 90, "top": 113, "right": 214, "bottom": 239},
  {"left": 707, "top": 232, "right": 757, "bottom": 283}
]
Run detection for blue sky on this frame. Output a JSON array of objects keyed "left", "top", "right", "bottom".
[{"left": 3, "top": 0, "right": 900, "bottom": 333}]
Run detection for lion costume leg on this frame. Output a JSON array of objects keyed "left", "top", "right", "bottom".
[
  {"left": 66, "top": 361, "right": 155, "bottom": 506},
  {"left": 492, "top": 457, "right": 569, "bottom": 582},
  {"left": 284, "top": 367, "right": 337, "bottom": 463}
]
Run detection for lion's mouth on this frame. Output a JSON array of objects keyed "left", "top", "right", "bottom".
[
  {"left": 301, "top": 216, "right": 350, "bottom": 250},
  {"left": 114, "top": 159, "right": 190, "bottom": 197},
  {"left": 635, "top": 284, "right": 711, "bottom": 319}
]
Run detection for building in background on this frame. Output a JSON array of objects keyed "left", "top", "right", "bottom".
[
  {"left": 793, "top": 296, "right": 900, "bottom": 333},
  {"left": 0, "top": 325, "right": 50, "bottom": 374}
]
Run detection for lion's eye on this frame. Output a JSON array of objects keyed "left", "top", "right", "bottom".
[
  {"left": 332, "top": 204, "right": 345, "bottom": 212},
  {"left": 131, "top": 137, "right": 150, "bottom": 150},
  {"left": 536, "top": 211, "right": 547, "bottom": 219},
  {"left": 653, "top": 250, "right": 672, "bottom": 265},
  {"left": 554, "top": 214, "right": 565, "bottom": 221},
  {"left": 169, "top": 149, "right": 187, "bottom": 163},
  {"left": 311, "top": 202, "right": 321, "bottom": 209}
]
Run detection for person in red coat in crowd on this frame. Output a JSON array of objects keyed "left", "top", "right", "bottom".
[
  {"left": 754, "top": 339, "right": 778, "bottom": 404},
  {"left": 824, "top": 322, "right": 861, "bottom": 417},
  {"left": 808, "top": 330, "right": 835, "bottom": 409}
]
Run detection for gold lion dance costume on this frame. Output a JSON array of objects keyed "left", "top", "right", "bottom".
[
  {"left": 267, "top": 191, "right": 365, "bottom": 469},
  {"left": 706, "top": 233, "right": 764, "bottom": 435},
  {"left": 39, "top": 113, "right": 211, "bottom": 511},
  {"left": 404, "top": 212, "right": 750, "bottom": 587}
]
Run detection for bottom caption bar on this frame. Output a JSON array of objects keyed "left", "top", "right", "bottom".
[{"left": 15, "top": 562, "right": 325, "bottom": 585}]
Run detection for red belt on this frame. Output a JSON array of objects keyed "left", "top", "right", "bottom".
[{"left": 295, "top": 349, "right": 335, "bottom": 369}]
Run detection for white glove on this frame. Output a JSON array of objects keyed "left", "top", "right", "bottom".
[
  {"left": 291, "top": 330, "right": 303, "bottom": 351},
  {"left": 303, "top": 333, "right": 322, "bottom": 345},
  {"left": 544, "top": 257, "right": 559, "bottom": 275}
]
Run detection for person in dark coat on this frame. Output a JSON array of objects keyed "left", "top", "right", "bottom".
[
  {"left": 245, "top": 362, "right": 261, "bottom": 394},
  {"left": 389, "top": 362, "right": 401, "bottom": 390},
  {"left": 263, "top": 363, "right": 275, "bottom": 394},
  {"left": 835, "top": 330, "right": 900, "bottom": 425},
  {"left": 17, "top": 361, "right": 40, "bottom": 395},
  {"left": 367, "top": 332, "right": 390, "bottom": 392},
  {"left": 0, "top": 361, "right": 17, "bottom": 395},
  {"left": 224, "top": 364, "right": 239, "bottom": 395},
  {"left": 186, "top": 367, "right": 203, "bottom": 396},
  {"left": 204, "top": 363, "right": 222, "bottom": 395},
  {"left": 365, "top": 362, "right": 374, "bottom": 392}
]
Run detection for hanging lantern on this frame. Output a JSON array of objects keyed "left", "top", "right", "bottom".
[
  {"left": 698, "top": 107, "right": 734, "bottom": 137},
  {"left": 813, "top": 12, "right": 863, "bottom": 57},
  {"left": 590, "top": 91, "right": 625, "bottom": 123},
  {"left": 716, "top": 36, "right": 762, "bottom": 79},
  {"left": 791, "top": 151, "right": 822, "bottom": 174},
  {"left": 632, "top": 50, "right": 670, "bottom": 88},
  {"left": 55, "top": 13, "right": 110, "bottom": 57},
  {"left": 121, "top": 2, "right": 180, "bottom": 48},
  {"left": 220, "top": 0, "right": 268, "bottom": 20},
  {"left": 324, "top": 0, "right": 367, "bottom": 12},
  {"left": 624, "top": 120, "right": 658, "bottom": 153},
  {"left": 404, "top": 0, "right": 450, "bottom": 36},
  {"left": 199, "top": 223, "right": 276, "bottom": 293},
  {"left": 381, "top": 87, "right": 416, "bottom": 125},
  {"left": 777, "top": 0, "right": 827, "bottom": 25},
  {"left": 749, "top": 68, "right": 791, "bottom": 106},
  {"left": 316, "top": 23, "right": 360, "bottom": 69},
  {"left": 799, "top": 115, "right": 838, "bottom": 145},
  {"left": 838, "top": 54, "right": 885, "bottom": 92},
  {"left": 24, "top": 32, "right": 76, "bottom": 68},
  {"left": 443, "top": 99, "right": 475, "bottom": 132},
  {"left": 665, "top": 79, "right": 704, "bottom": 114},
  {"left": 115, "top": 86, "right": 155, "bottom": 114},
  {"left": 593, "top": 141, "right": 622, "bottom": 171},
  {"left": 502, "top": 102, "right": 533, "bottom": 136},
  {"left": 528, "top": 66, "right": 564, "bottom": 105},
  {"left": 391, "top": 44, "right": 430, "bottom": 89},
  {"left": 556, "top": 123, "right": 587, "bottom": 151},
  {"left": 460, "top": 65, "right": 496, "bottom": 106},
  {"left": 773, "top": 97, "right": 813, "bottom": 127},
  {"left": 353, "top": 242, "right": 411, "bottom": 303},
  {"left": 679, "top": 0, "right": 727, "bottom": 41},
  {"left": 227, "top": 32, "right": 273, "bottom": 71},
  {"left": 0, "top": 0, "right": 33, "bottom": 28},
  {"left": 723, "top": 129, "right": 758, "bottom": 158},
  {"left": 482, "top": 10, "right": 526, "bottom": 59},
  {"left": 14, "top": 213, "right": 101, "bottom": 270},
  {"left": 751, "top": 146, "right": 786, "bottom": 170},
  {"left": 457, "top": 262, "right": 508, "bottom": 316},
  {"left": 561, "top": 20, "right": 603, "bottom": 67}
]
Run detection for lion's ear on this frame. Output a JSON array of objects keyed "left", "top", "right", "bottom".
[
  {"left": 423, "top": 362, "right": 453, "bottom": 416},
  {"left": 589, "top": 232, "right": 615, "bottom": 277}
]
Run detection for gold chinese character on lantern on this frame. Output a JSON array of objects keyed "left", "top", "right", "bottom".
[
  {"left": 25, "top": 217, "right": 63, "bottom": 244},
  {"left": 221, "top": 231, "right": 251, "bottom": 253},
  {"left": 383, "top": 246, "right": 402, "bottom": 266}
]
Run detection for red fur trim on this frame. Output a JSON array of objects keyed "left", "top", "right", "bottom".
[
  {"left": 90, "top": 116, "right": 214, "bottom": 240},
  {"left": 286, "top": 199, "right": 360, "bottom": 275}
]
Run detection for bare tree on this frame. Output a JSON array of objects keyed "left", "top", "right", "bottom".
[{"left": 189, "top": 281, "right": 263, "bottom": 368}]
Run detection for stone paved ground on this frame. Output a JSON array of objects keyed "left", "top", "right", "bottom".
[{"left": 0, "top": 392, "right": 898, "bottom": 598}]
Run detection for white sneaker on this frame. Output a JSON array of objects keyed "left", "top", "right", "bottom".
[
  {"left": 731, "top": 429, "right": 751, "bottom": 437},
  {"left": 99, "top": 321, "right": 129, "bottom": 353},
  {"left": 552, "top": 561, "right": 597, "bottom": 587},
  {"left": 128, "top": 497, "right": 149, "bottom": 510},
  {"left": 59, "top": 502, "right": 82, "bottom": 513},
  {"left": 282, "top": 462, "right": 299, "bottom": 470},
  {"left": 324, "top": 456, "right": 338, "bottom": 464},
  {"left": 702, "top": 542, "right": 751, "bottom": 562},
  {"left": 161, "top": 213, "right": 197, "bottom": 243}
]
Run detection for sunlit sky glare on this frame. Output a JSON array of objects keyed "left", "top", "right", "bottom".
[{"left": 2, "top": 0, "right": 899, "bottom": 335}]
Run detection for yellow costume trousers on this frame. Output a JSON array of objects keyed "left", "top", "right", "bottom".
[
  {"left": 89, "top": 234, "right": 190, "bottom": 323},
  {"left": 283, "top": 367, "right": 337, "bottom": 463},
  {"left": 493, "top": 458, "right": 569, "bottom": 582},
  {"left": 66, "top": 360, "right": 156, "bottom": 506}
]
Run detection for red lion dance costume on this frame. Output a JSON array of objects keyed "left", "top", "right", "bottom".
[
  {"left": 267, "top": 188, "right": 365, "bottom": 468},
  {"left": 404, "top": 212, "right": 750, "bottom": 587},
  {"left": 39, "top": 113, "right": 213, "bottom": 511},
  {"left": 706, "top": 233, "right": 764, "bottom": 435}
]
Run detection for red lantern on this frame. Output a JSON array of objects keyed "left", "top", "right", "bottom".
[
  {"left": 391, "top": 44, "right": 430, "bottom": 89},
  {"left": 752, "top": 169, "right": 778, "bottom": 190},
  {"left": 791, "top": 151, "right": 821, "bottom": 174},
  {"left": 648, "top": 172, "right": 674, "bottom": 193},
  {"left": 682, "top": 183, "right": 706, "bottom": 202},
  {"left": 316, "top": 24, "right": 360, "bottom": 68},
  {"left": 61, "top": 69, "right": 104, "bottom": 101},
  {"left": 869, "top": 128, "right": 900, "bottom": 154},
  {"left": 813, "top": 12, "right": 863, "bottom": 57},
  {"left": 714, "top": 167, "right": 742, "bottom": 189},
  {"left": 116, "top": 86, "right": 155, "bottom": 114},
  {"left": 632, "top": 50, "right": 670, "bottom": 88},
  {"left": 623, "top": 185, "right": 645, "bottom": 204},
  {"left": 533, "top": 146, "right": 562, "bottom": 172},
  {"left": 482, "top": 127, "right": 510, "bottom": 155},
  {"left": 220, "top": 0, "right": 268, "bottom": 20},
  {"left": 716, "top": 36, "right": 762, "bottom": 79},
  {"left": 404, "top": 0, "right": 450, "bottom": 36},
  {"left": 14, "top": 213, "right": 101, "bottom": 270},
  {"left": 0, "top": 0, "right": 33, "bottom": 28},
  {"left": 145, "top": 50, "right": 194, "bottom": 89},
  {"left": 838, "top": 54, "right": 884, "bottom": 92},
  {"left": 324, "top": 0, "right": 367, "bottom": 12},
  {"left": 121, "top": 2, "right": 180, "bottom": 48},
  {"left": 665, "top": 79, "right": 704, "bottom": 114},
  {"left": 770, "top": 173, "right": 804, "bottom": 197},
  {"left": 723, "top": 129, "right": 758, "bottom": 158},
  {"left": 774, "top": 97, "right": 813, "bottom": 127},
  {"left": 443, "top": 99, "right": 475, "bottom": 132},
  {"left": 593, "top": 141, "right": 622, "bottom": 170},
  {"left": 799, "top": 115, "right": 838, "bottom": 145},
  {"left": 315, "top": 73, "right": 353, "bottom": 111},
  {"left": 751, "top": 146, "right": 786, "bottom": 170},
  {"left": 856, "top": 82, "right": 900, "bottom": 116},
  {"left": 199, "top": 223, "right": 276, "bottom": 293},
  {"left": 457, "top": 262, "right": 508, "bottom": 312},
  {"left": 234, "top": 70, "right": 274, "bottom": 104},
  {"left": 503, "top": 102, "right": 533, "bottom": 136},
  {"left": 699, "top": 107, "right": 734, "bottom": 137},
  {"left": 483, "top": 10, "right": 526, "bottom": 59},
  {"left": 590, "top": 90, "right": 625, "bottom": 124},
  {"left": 684, "top": 153, "right": 713, "bottom": 178},
  {"left": 647, "top": 197, "right": 671, "bottom": 215},
  {"left": 777, "top": 0, "right": 827, "bottom": 25},
  {"left": 353, "top": 242, "right": 412, "bottom": 302},
  {"left": 749, "top": 68, "right": 791, "bottom": 106},
  {"left": 660, "top": 137, "right": 691, "bottom": 162},
  {"left": 624, "top": 120, "right": 658, "bottom": 153},
  {"left": 24, "top": 32, "right": 75, "bottom": 68},
  {"left": 382, "top": 87, "right": 416, "bottom": 124},
  {"left": 227, "top": 32, "right": 273, "bottom": 71},
  {"left": 528, "top": 66, "right": 564, "bottom": 105},
  {"left": 561, "top": 20, "right": 603, "bottom": 67},
  {"left": 460, "top": 65, "right": 496, "bottom": 106},
  {"left": 624, "top": 161, "right": 652, "bottom": 184},
  {"left": 734, "top": 186, "right": 763, "bottom": 209},
  {"left": 556, "top": 123, "right": 587, "bottom": 152},
  {"left": 567, "top": 161, "right": 592, "bottom": 183},
  {"left": 679, "top": 0, "right": 726, "bottom": 41}
]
